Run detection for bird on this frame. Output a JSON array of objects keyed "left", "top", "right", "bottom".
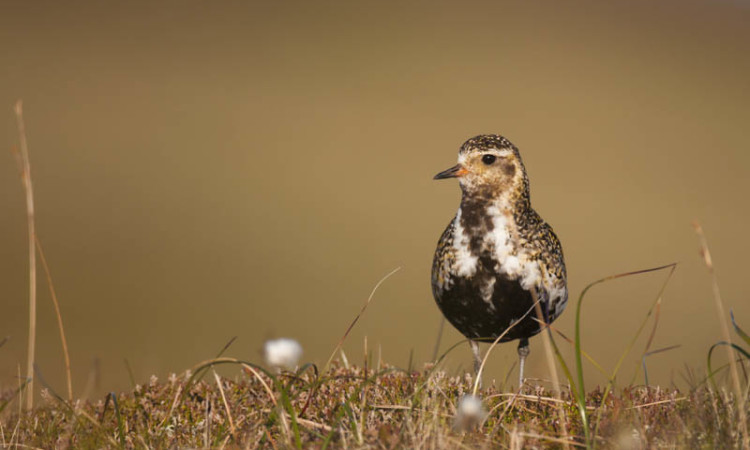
[{"left": 431, "top": 134, "right": 568, "bottom": 388}]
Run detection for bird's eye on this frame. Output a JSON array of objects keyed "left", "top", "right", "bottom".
[{"left": 481, "top": 154, "right": 496, "bottom": 165}]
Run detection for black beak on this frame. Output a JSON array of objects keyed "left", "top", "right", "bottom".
[{"left": 433, "top": 164, "right": 466, "bottom": 180}]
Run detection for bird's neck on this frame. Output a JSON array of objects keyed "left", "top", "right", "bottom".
[
  {"left": 459, "top": 186, "right": 531, "bottom": 221},
  {"left": 456, "top": 188, "right": 532, "bottom": 259}
]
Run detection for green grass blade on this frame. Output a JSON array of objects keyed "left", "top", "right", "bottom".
[
  {"left": 277, "top": 380, "right": 302, "bottom": 449},
  {"left": 575, "top": 262, "right": 676, "bottom": 448},
  {"left": 546, "top": 326, "right": 579, "bottom": 401},
  {"left": 110, "top": 392, "right": 127, "bottom": 448},
  {"left": 548, "top": 324, "right": 608, "bottom": 378},
  {"left": 708, "top": 341, "right": 750, "bottom": 389},
  {"left": 641, "top": 345, "right": 681, "bottom": 386},
  {"left": 574, "top": 279, "right": 602, "bottom": 445},
  {"left": 730, "top": 310, "right": 750, "bottom": 348},
  {"left": 216, "top": 336, "right": 238, "bottom": 358}
]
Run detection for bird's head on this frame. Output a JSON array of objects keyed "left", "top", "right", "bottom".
[{"left": 434, "top": 134, "right": 529, "bottom": 201}]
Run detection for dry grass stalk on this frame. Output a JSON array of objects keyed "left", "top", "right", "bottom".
[
  {"left": 324, "top": 266, "right": 400, "bottom": 370},
  {"left": 533, "top": 292, "right": 570, "bottom": 449},
  {"left": 2, "top": 363, "right": 742, "bottom": 447},
  {"left": 13, "top": 100, "right": 37, "bottom": 411},
  {"left": 212, "top": 371, "right": 235, "bottom": 436},
  {"left": 627, "top": 397, "right": 687, "bottom": 409},
  {"left": 471, "top": 298, "right": 539, "bottom": 395},
  {"left": 203, "top": 393, "right": 212, "bottom": 448},
  {"left": 16, "top": 365, "right": 22, "bottom": 419},
  {"left": 693, "top": 222, "right": 749, "bottom": 450},
  {"left": 35, "top": 237, "right": 73, "bottom": 403}
]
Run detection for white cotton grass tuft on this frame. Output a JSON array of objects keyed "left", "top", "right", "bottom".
[
  {"left": 454, "top": 394, "right": 487, "bottom": 429},
  {"left": 264, "top": 338, "right": 303, "bottom": 371}
]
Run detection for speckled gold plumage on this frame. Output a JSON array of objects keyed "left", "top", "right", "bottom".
[{"left": 431, "top": 134, "right": 567, "bottom": 385}]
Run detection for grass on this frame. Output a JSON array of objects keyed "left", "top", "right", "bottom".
[
  {"left": 3, "top": 253, "right": 746, "bottom": 449},
  {"left": 13, "top": 100, "right": 37, "bottom": 411},
  {"left": 0, "top": 360, "right": 747, "bottom": 448},
  {"left": 4, "top": 103, "right": 749, "bottom": 448}
]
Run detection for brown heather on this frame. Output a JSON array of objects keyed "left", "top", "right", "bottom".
[{"left": 1, "top": 362, "right": 747, "bottom": 449}]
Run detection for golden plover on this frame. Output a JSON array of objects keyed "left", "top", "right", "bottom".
[{"left": 431, "top": 134, "right": 568, "bottom": 387}]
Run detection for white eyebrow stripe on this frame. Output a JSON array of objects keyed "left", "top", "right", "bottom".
[
  {"left": 492, "top": 148, "right": 513, "bottom": 157},
  {"left": 456, "top": 148, "right": 513, "bottom": 164}
]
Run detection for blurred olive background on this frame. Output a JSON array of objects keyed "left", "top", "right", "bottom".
[{"left": 1, "top": 1, "right": 749, "bottom": 398}]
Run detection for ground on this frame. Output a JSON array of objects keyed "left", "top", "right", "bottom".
[{"left": 1, "top": 361, "right": 745, "bottom": 449}]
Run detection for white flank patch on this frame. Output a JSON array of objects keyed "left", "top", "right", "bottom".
[
  {"left": 487, "top": 203, "right": 542, "bottom": 291},
  {"left": 518, "top": 262, "right": 542, "bottom": 291},
  {"left": 501, "top": 255, "right": 522, "bottom": 275},
  {"left": 452, "top": 211, "right": 478, "bottom": 277},
  {"left": 548, "top": 277, "right": 568, "bottom": 318}
]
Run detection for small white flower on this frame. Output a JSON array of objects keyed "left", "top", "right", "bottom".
[
  {"left": 264, "top": 338, "right": 303, "bottom": 371},
  {"left": 455, "top": 394, "right": 487, "bottom": 429}
]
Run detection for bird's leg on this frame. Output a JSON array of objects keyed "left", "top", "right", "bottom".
[
  {"left": 470, "top": 340, "right": 483, "bottom": 388},
  {"left": 517, "top": 338, "right": 530, "bottom": 389}
]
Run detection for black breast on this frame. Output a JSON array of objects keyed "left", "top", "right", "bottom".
[{"left": 433, "top": 256, "right": 548, "bottom": 343}]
